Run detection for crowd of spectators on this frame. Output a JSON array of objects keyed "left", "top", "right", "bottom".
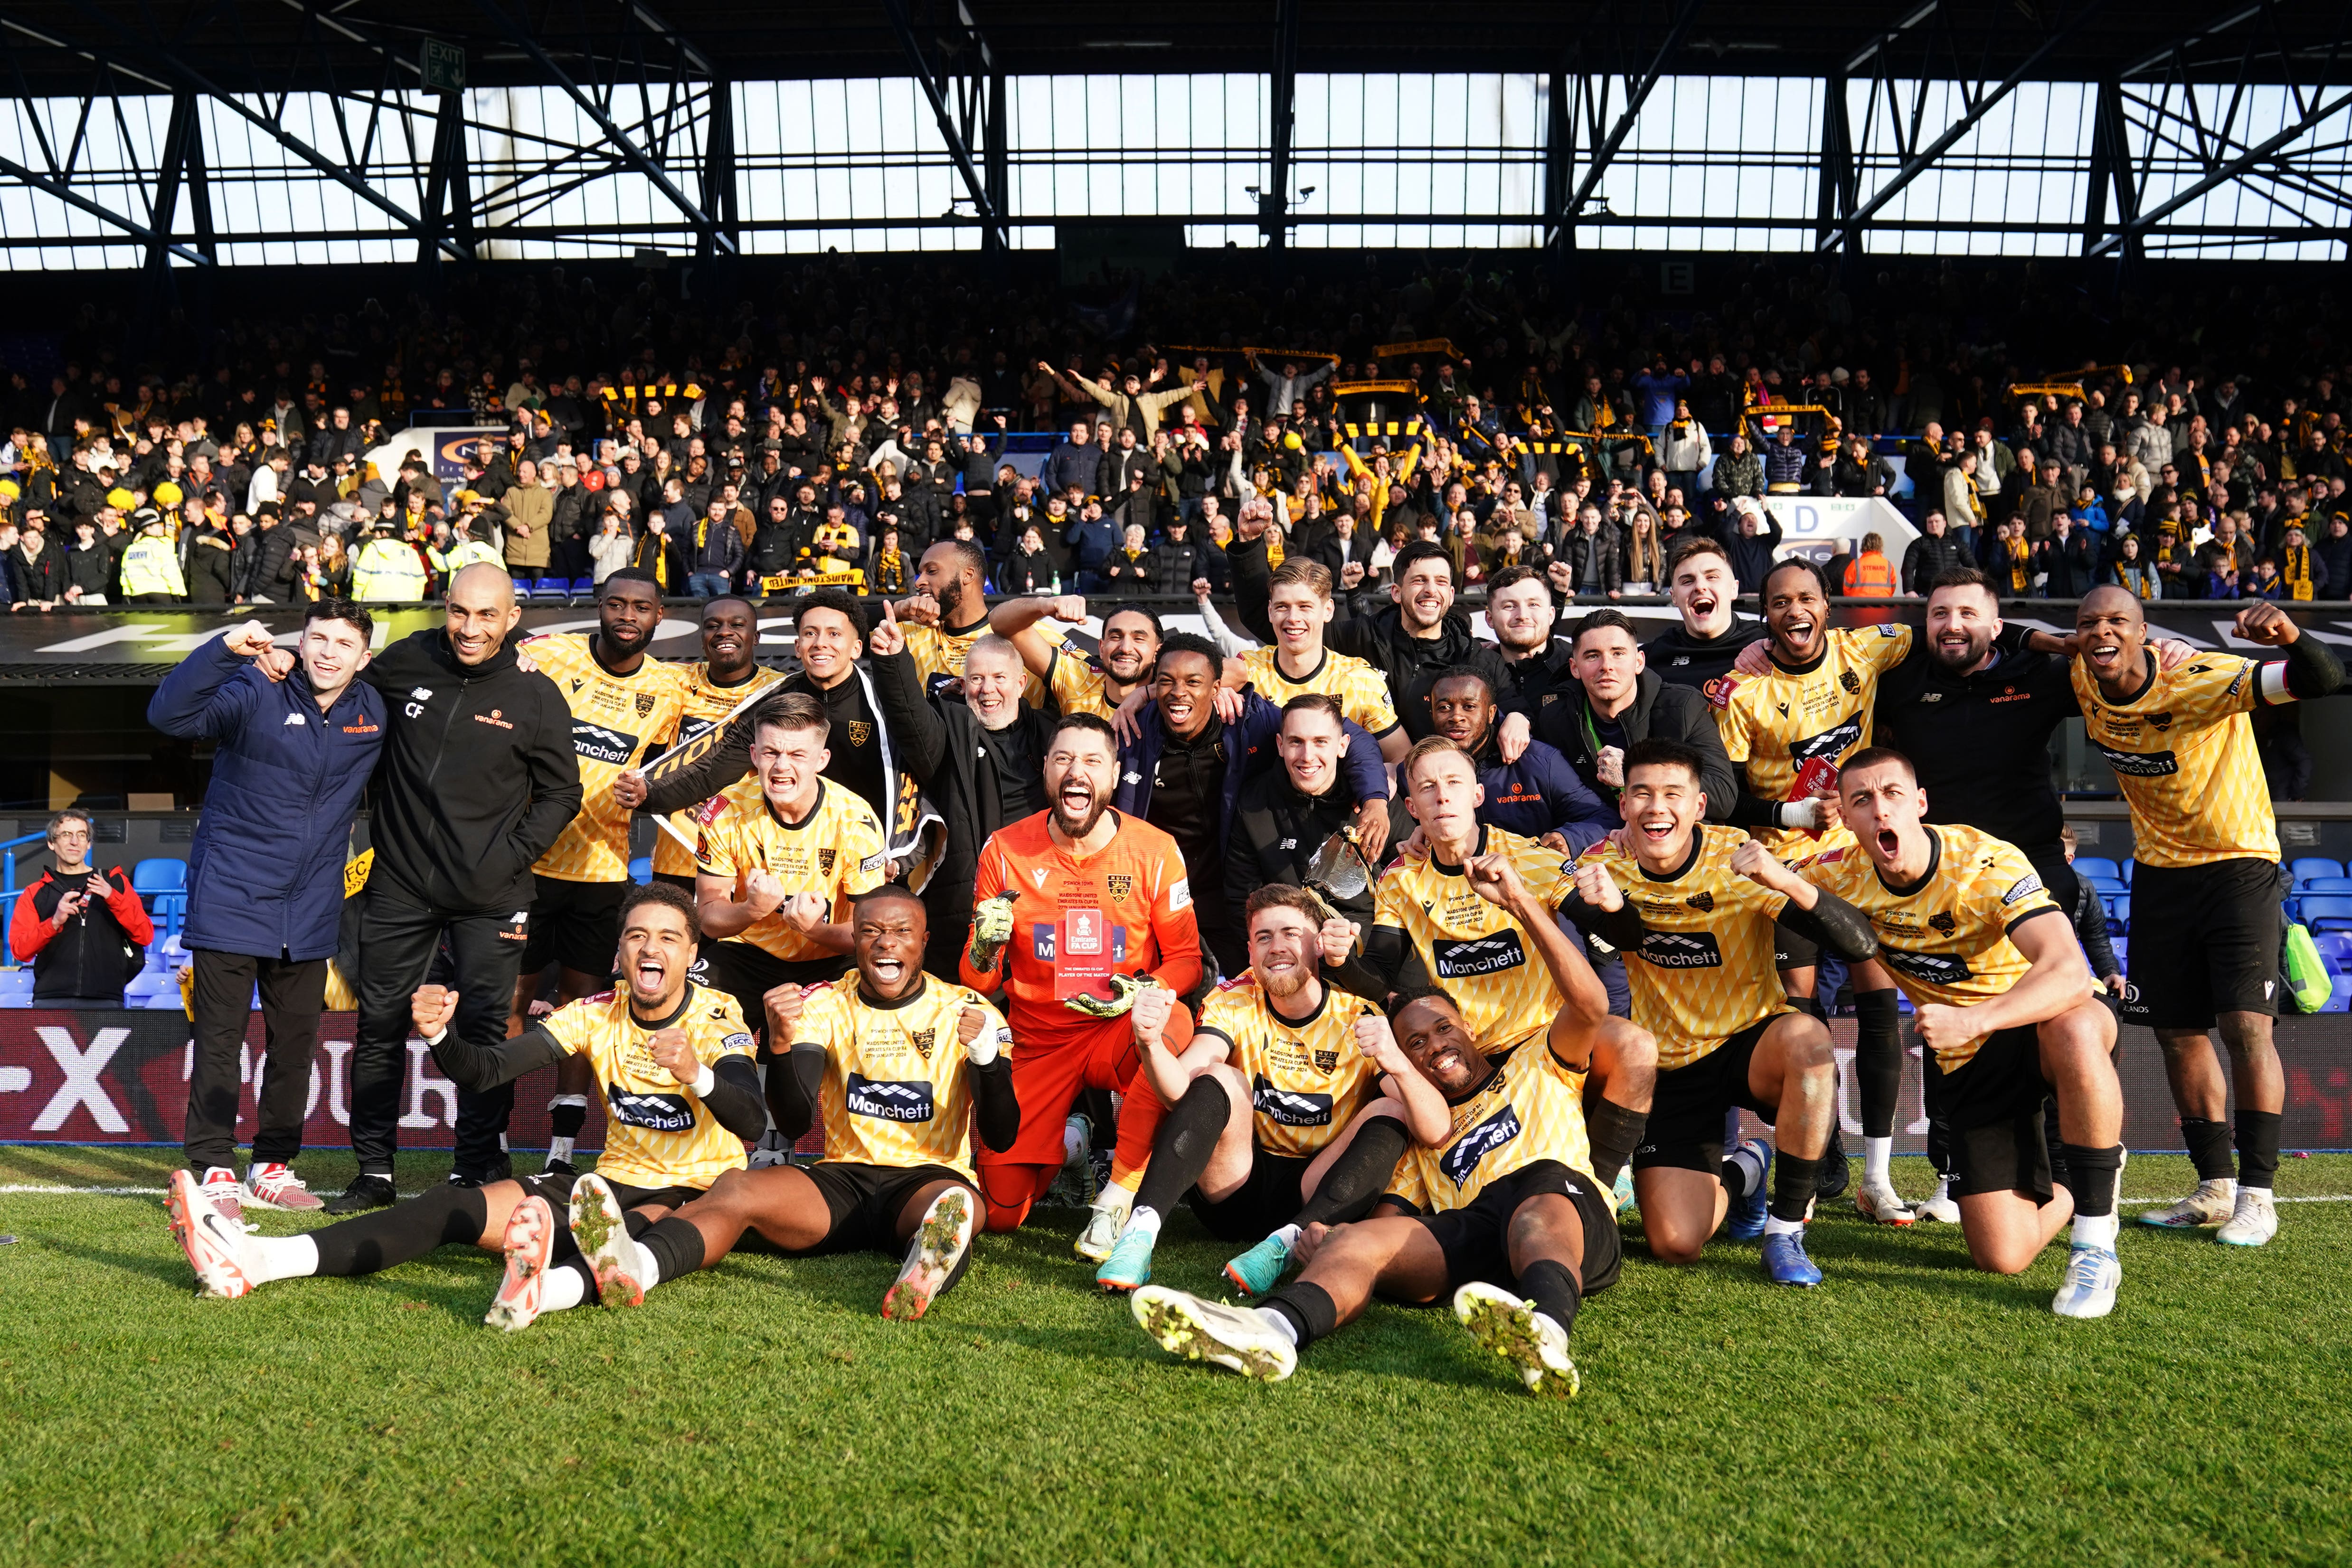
[{"left": 2, "top": 253, "right": 2348, "bottom": 607}]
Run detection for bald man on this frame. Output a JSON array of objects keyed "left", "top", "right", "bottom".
[
  {"left": 2070, "top": 590, "right": 2342, "bottom": 1246},
  {"left": 331, "top": 561, "right": 584, "bottom": 1209}
]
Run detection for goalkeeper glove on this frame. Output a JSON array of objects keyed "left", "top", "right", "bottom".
[
  {"left": 1063, "top": 972, "right": 1152, "bottom": 1019},
  {"left": 967, "top": 891, "right": 1018, "bottom": 972}
]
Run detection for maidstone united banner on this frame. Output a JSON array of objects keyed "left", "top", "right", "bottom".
[
  {"left": 0, "top": 1010, "right": 605, "bottom": 1151},
  {"left": 2, "top": 1009, "right": 2347, "bottom": 1152}
]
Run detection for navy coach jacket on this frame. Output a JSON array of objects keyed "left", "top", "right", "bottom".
[
  {"left": 1114, "top": 689, "right": 1387, "bottom": 859},
  {"left": 148, "top": 635, "right": 387, "bottom": 961}
]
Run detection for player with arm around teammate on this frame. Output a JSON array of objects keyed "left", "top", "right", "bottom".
[
  {"left": 581, "top": 885, "right": 1020, "bottom": 1322},
  {"left": 168, "top": 884, "right": 765, "bottom": 1329},
  {"left": 1797, "top": 748, "right": 2127, "bottom": 1317},
  {"left": 1128, "top": 849, "right": 1653, "bottom": 1399}
]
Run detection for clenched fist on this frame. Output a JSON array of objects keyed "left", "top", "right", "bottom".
[
  {"left": 1128, "top": 982, "right": 1175, "bottom": 1044},
  {"left": 762, "top": 982, "right": 807, "bottom": 1045},
  {"left": 1318, "top": 917, "right": 1357, "bottom": 966},
  {"left": 412, "top": 983, "right": 459, "bottom": 1039},
  {"left": 1574, "top": 861, "right": 1624, "bottom": 913},
  {"left": 648, "top": 1026, "right": 700, "bottom": 1085}
]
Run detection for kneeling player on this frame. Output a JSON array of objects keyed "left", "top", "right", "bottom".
[
  {"left": 168, "top": 885, "right": 764, "bottom": 1328},
  {"left": 1800, "top": 748, "right": 2126, "bottom": 1317},
  {"left": 600, "top": 886, "right": 1019, "bottom": 1320},
  {"left": 1131, "top": 855, "right": 1655, "bottom": 1398},
  {"left": 1091, "top": 885, "right": 1452, "bottom": 1294},
  {"left": 1565, "top": 739, "right": 1879, "bottom": 1286}
]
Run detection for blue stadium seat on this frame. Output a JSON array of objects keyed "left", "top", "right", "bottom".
[
  {"left": 2072, "top": 856, "right": 2121, "bottom": 884},
  {"left": 570, "top": 577, "right": 595, "bottom": 595},
  {"left": 131, "top": 858, "right": 187, "bottom": 896},
  {"left": 0, "top": 970, "right": 32, "bottom": 1006},
  {"left": 2317, "top": 931, "right": 2352, "bottom": 973},
  {"left": 2105, "top": 894, "right": 2129, "bottom": 934},
  {"left": 2083, "top": 874, "right": 2127, "bottom": 899},
  {"left": 629, "top": 856, "right": 652, "bottom": 885},
  {"left": 2300, "top": 877, "right": 2352, "bottom": 897},
  {"left": 2118, "top": 858, "right": 2134, "bottom": 884},
  {"left": 533, "top": 577, "right": 571, "bottom": 598},
  {"left": 2299, "top": 895, "right": 2352, "bottom": 934},
  {"left": 2289, "top": 856, "right": 2344, "bottom": 888}
]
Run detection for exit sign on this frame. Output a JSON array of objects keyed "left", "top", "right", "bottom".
[{"left": 420, "top": 39, "right": 466, "bottom": 92}]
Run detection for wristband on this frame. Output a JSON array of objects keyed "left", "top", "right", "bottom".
[
  {"left": 425, "top": 1028, "right": 448, "bottom": 1047},
  {"left": 690, "top": 1064, "right": 717, "bottom": 1098}
]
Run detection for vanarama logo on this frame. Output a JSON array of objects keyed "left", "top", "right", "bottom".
[{"left": 474, "top": 708, "right": 516, "bottom": 730}]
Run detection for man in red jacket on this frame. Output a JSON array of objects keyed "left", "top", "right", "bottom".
[{"left": 7, "top": 811, "right": 152, "bottom": 1006}]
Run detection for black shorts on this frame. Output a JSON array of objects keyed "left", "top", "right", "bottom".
[
  {"left": 1187, "top": 1150, "right": 1315, "bottom": 1244},
  {"left": 1932, "top": 1024, "right": 2054, "bottom": 1204},
  {"left": 1633, "top": 1015, "right": 1785, "bottom": 1174},
  {"left": 1412, "top": 1160, "right": 1622, "bottom": 1298},
  {"left": 515, "top": 1169, "right": 704, "bottom": 1213},
  {"left": 2123, "top": 858, "right": 2285, "bottom": 1030},
  {"left": 520, "top": 874, "right": 627, "bottom": 979},
  {"left": 802, "top": 1160, "right": 973, "bottom": 1255},
  {"left": 1771, "top": 919, "right": 1818, "bottom": 973},
  {"left": 699, "top": 941, "right": 851, "bottom": 1041}
]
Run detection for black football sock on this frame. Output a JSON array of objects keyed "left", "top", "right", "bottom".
[
  {"left": 2181, "top": 1116, "right": 2235, "bottom": 1181},
  {"left": 2059, "top": 1143, "right": 2123, "bottom": 1219},
  {"left": 1259, "top": 1281, "right": 1338, "bottom": 1350},
  {"left": 1291, "top": 1115, "right": 1408, "bottom": 1228},
  {"left": 1788, "top": 995, "right": 1825, "bottom": 1022},
  {"left": 1586, "top": 1100, "right": 1647, "bottom": 1188},
  {"left": 1513, "top": 1257, "right": 1583, "bottom": 1339},
  {"left": 548, "top": 1100, "right": 588, "bottom": 1142},
  {"left": 2235, "top": 1110, "right": 2282, "bottom": 1190},
  {"left": 2044, "top": 1098, "right": 2071, "bottom": 1189},
  {"left": 1769, "top": 1151, "right": 1820, "bottom": 1224},
  {"left": 310, "top": 1182, "right": 490, "bottom": 1276},
  {"left": 1720, "top": 1142, "right": 1765, "bottom": 1198},
  {"left": 1131, "top": 1076, "right": 1232, "bottom": 1219},
  {"left": 1854, "top": 988, "right": 1901, "bottom": 1139},
  {"left": 637, "top": 1215, "right": 708, "bottom": 1284}
]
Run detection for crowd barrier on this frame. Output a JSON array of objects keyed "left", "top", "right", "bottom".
[{"left": 2, "top": 1009, "right": 2344, "bottom": 1153}]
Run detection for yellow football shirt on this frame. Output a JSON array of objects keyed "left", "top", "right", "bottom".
[
  {"left": 540, "top": 984, "right": 754, "bottom": 1190},
  {"left": 1718, "top": 624, "right": 1912, "bottom": 857},
  {"left": 1196, "top": 974, "right": 1387, "bottom": 1157},
  {"left": 1577, "top": 823, "right": 1790, "bottom": 1071},
  {"left": 907, "top": 616, "right": 1054, "bottom": 705},
  {"left": 1046, "top": 644, "right": 1120, "bottom": 720},
  {"left": 1241, "top": 646, "right": 1402, "bottom": 737},
  {"left": 523, "top": 633, "right": 690, "bottom": 884},
  {"left": 694, "top": 776, "right": 888, "bottom": 962},
  {"left": 797, "top": 973, "right": 1011, "bottom": 1182},
  {"left": 2069, "top": 652, "right": 2279, "bottom": 867},
  {"left": 1793, "top": 824, "right": 2062, "bottom": 1069},
  {"left": 650, "top": 663, "right": 786, "bottom": 880},
  {"left": 1386, "top": 1042, "right": 1596, "bottom": 1213},
  {"left": 1371, "top": 824, "right": 1577, "bottom": 1053}
]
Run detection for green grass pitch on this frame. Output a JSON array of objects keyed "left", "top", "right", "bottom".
[{"left": 1, "top": 1144, "right": 2347, "bottom": 1567}]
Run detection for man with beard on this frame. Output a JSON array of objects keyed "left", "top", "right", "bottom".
[
  {"left": 1426, "top": 669, "right": 1613, "bottom": 845},
  {"left": 1791, "top": 750, "right": 2126, "bottom": 1317},
  {"left": 1330, "top": 542, "right": 1525, "bottom": 751},
  {"left": 990, "top": 594, "right": 1160, "bottom": 720},
  {"left": 1224, "top": 696, "right": 1389, "bottom": 937},
  {"left": 547, "top": 887, "right": 1018, "bottom": 1323},
  {"left": 1565, "top": 740, "right": 1873, "bottom": 1285},
  {"left": 510, "top": 569, "right": 691, "bottom": 1177},
  {"left": 2071, "top": 591, "right": 2341, "bottom": 1247},
  {"left": 1131, "top": 850, "right": 1651, "bottom": 1398},
  {"left": 1640, "top": 537, "right": 1770, "bottom": 708},
  {"left": 1483, "top": 565, "right": 1579, "bottom": 715},
  {"left": 1113, "top": 633, "right": 1389, "bottom": 974},
  {"left": 960, "top": 713, "right": 1202, "bottom": 1260},
  {"left": 899, "top": 538, "right": 1048, "bottom": 703},
  {"left": 869, "top": 624, "right": 1056, "bottom": 978},
  {"left": 1091, "top": 884, "right": 1451, "bottom": 1294},
  {"left": 637, "top": 597, "right": 784, "bottom": 894}
]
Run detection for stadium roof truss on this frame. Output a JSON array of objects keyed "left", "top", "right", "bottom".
[{"left": 0, "top": 0, "right": 2345, "bottom": 270}]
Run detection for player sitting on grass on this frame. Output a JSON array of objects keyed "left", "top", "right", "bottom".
[
  {"left": 1131, "top": 849, "right": 1655, "bottom": 1399},
  {"left": 561, "top": 885, "right": 1020, "bottom": 1322},
  {"left": 1795, "top": 748, "right": 2128, "bottom": 1318},
  {"left": 167, "top": 884, "right": 764, "bottom": 1329},
  {"left": 1563, "top": 739, "right": 1878, "bottom": 1287},
  {"left": 1091, "top": 884, "right": 1452, "bottom": 1294}
]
